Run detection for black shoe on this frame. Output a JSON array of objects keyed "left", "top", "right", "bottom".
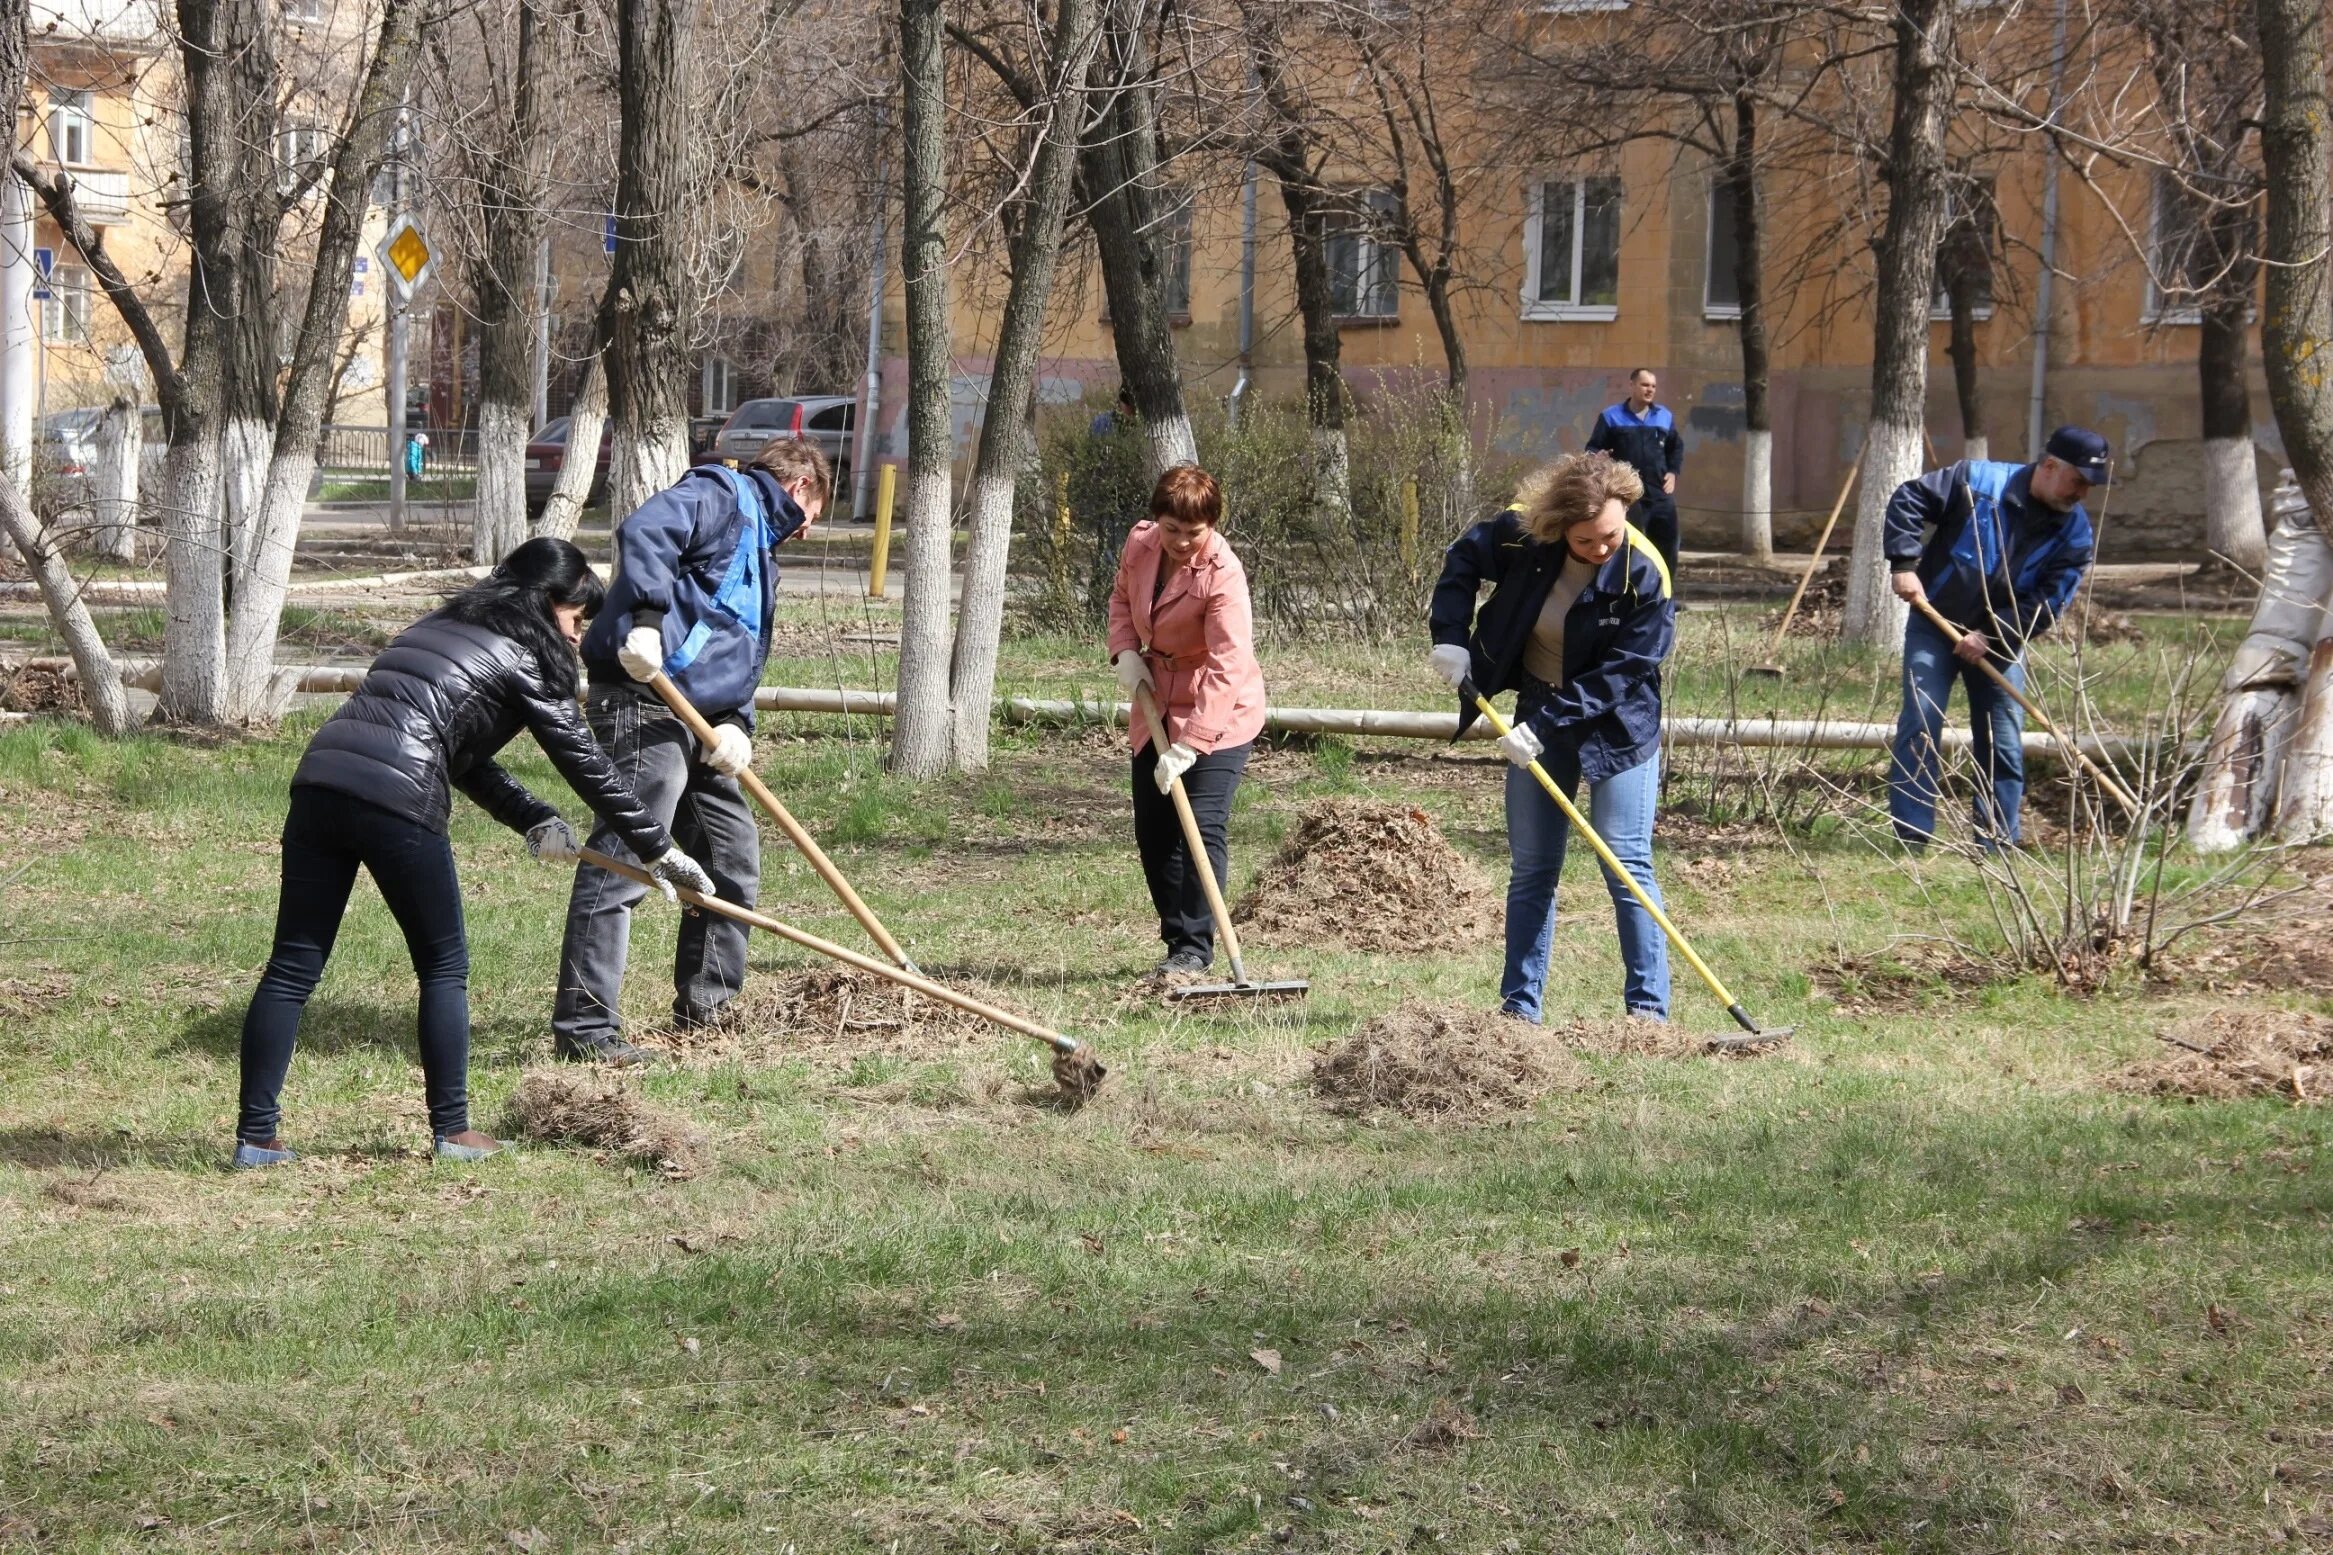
[
  {"left": 555, "top": 1033, "right": 653, "bottom": 1067},
  {"left": 1161, "top": 949, "right": 1211, "bottom": 975},
  {"left": 672, "top": 1002, "right": 736, "bottom": 1034}
]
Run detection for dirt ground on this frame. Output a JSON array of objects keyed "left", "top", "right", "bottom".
[
  {"left": 1235, "top": 799, "right": 1501, "bottom": 955},
  {"left": 2106, "top": 1008, "right": 2332, "bottom": 1104},
  {"left": 1311, "top": 1001, "right": 1590, "bottom": 1121}
]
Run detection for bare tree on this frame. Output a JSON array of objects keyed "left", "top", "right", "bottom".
[{"left": 601, "top": 0, "right": 693, "bottom": 518}]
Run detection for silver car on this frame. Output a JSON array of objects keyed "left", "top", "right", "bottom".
[{"left": 705, "top": 396, "right": 856, "bottom": 496}]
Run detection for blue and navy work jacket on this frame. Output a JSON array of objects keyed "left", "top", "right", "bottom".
[
  {"left": 580, "top": 464, "right": 810, "bottom": 725},
  {"left": 1585, "top": 401, "right": 1685, "bottom": 497},
  {"left": 1882, "top": 459, "right": 2095, "bottom": 659},
  {"left": 1429, "top": 509, "right": 1677, "bottom": 785}
]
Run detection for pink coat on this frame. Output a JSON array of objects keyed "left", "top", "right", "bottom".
[{"left": 1106, "top": 521, "right": 1268, "bottom": 755}]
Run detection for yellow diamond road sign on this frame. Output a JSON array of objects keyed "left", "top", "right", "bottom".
[{"left": 378, "top": 220, "right": 433, "bottom": 298}]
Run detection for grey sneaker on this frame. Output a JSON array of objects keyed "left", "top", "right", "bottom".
[
  {"left": 433, "top": 1132, "right": 506, "bottom": 1163},
  {"left": 231, "top": 1140, "right": 296, "bottom": 1171},
  {"left": 556, "top": 1033, "right": 653, "bottom": 1067}
]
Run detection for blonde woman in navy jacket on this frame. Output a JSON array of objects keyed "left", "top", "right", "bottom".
[{"left": 1427, "top": 452, "right": 1677, "bottom": 1021}]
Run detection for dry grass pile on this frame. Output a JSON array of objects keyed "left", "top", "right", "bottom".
[
  {"left": 2106, "top": 1009, "right": 2332, "bottom": 1104},
  {"left": 645, "top": 966, "right": 997, "bottom": 1063},
  {"left": 1769, "top": 569, "right": 1846, "bottom": 640},
  {"left": 1312, "top": 1002, "right": 1587, "bottom": 1121},
  {"left": 1552, "top": 1016, "right": 1785, "bottom": 1061},
  {"left": 1234, "top": 800, "right": 1499, "bottom": 954},
  {"left": 0, "top": 665, "right": 86, "bottom": 715},
  {"left": 500, "top": 1071, "right": 710, "bottom": 1176},
  {"left": 2060, "top": 597, "right": 2146, "bottom": 646}
]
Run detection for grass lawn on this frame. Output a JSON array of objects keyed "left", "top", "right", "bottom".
[{"left": 1, "top": 602, "right": 2327, "bottom": 1552}]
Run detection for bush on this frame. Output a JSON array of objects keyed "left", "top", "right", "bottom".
[{"left": 1021, "top": 385, "right": 1526, "bottom": 643}]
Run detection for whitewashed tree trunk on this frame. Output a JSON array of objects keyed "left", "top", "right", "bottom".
[
  {"left": 1963, "top": 434, "right": 1988, "bottom": 464},
  {"left": 534, "top": 350, "right": 604, "bottom": 542},
  {"left": 474, "top": 398, "right": 530, "bottom": 562},
  {"left": 0, "top": 480, "right": 133, "bottom": 734},
  {"left": 2189, "top": 475, "right": 2327, "bottom": 850},
  {"left": 1841, "top": 418, "right": 1922, "bottom": 646},
  {"left": 220, "top": 447, "right": 316, "bottom": 724},
  {"left": 2271, "top": 599, "right": 2333, "bottom": 842},
  {"left": 92, "top": 399, "right": 136, "bottom": 563},
  {"left": 609, "top": 423, "right": 686, "bottom": 525},
  {"left": 159, "top": 435, "right": 226, "bottom": 722},
  {"left": 2204, "top": 435, "right": 2267, "bottom": 572},
  {"left": 1144, "top": 411, "right": 1198, "bottom": 478},
  {"left": 1740, "top": 426, "right": 1772, "bottom": 563},
  {"left": 220, "top": 414, "right": 273, "bottom": 579}
]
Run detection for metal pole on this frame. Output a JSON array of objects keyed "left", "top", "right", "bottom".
[
  {"left": 2026, "top": 0, "right": 2069, "bottom": 460},
  {"left": 851, "top": 127, "right": 890, "bottom": 522},
  {"left": 386, "top": 101, "right": 411, "bottom": 533},
  {"left": 1230, "top": 155, "right": 1256, "bottom": 427},
  {"left": 530, "top": 233, "right": 551, "bottom": 430},
  {"left": 0, "top": 178, "right": 37, "bottom": 499}
]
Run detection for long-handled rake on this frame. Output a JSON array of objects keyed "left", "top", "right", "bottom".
[
  {"left": 1747, "top": 448, "right": 1862, "bottom": 678},
  {"left": 1131, "top": 683, "right": 1308, "bottom": 1003},
  {"left": 580, "top": 848, "right": 1107, "bottom": 1100},
  {"left": 1906, "top": 595, "right": 2142, "bottom": 822},
  {"left": 643, "top": 670, "right": 920, "bottom": 975},
  {"left": 1466, "top": 686, "right": 1792, "bottom": 1046}
]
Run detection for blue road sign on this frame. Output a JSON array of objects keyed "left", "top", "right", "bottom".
[{"left": 603, "top": 214, "right": 618, "bottom": 255}]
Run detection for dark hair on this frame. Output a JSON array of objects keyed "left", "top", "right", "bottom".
[
  {"left": 752, "top": 435, "right": 833, "bottom": 509},
  {"left": 439, "top": 537, "right": 602, "bottom": 696},
  {"left": 1150, "top": 463, "right": 1223, "bottom": 528},
  {"left": 1629, "top": 367, "right": 1656, "bottom": 383}
]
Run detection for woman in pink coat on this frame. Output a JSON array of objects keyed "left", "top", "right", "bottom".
[{"left": 1106, "top": 464, "right": 1269, "bottom": 974}]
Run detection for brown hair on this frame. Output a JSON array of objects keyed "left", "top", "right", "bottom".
[
  {"left": 751, "top": 436, "right": 833, "bottom": 509},
  {"left": 1149, "top": 463, "right": 1223, "bottom": 528},
  {"left": 1516, "top": 451, "right": 1643, "bottom": 544}
]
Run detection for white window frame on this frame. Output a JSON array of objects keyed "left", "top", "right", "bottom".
[
  {"left": 1159, "top": 192, "right": 1195, "bottom": 318},
  {"left": 277, "top": 121, "right": 324, "bottom": 193},
  {"left": 1323, "top": 189, "right": 1400, "bottom": 321},
  {"left": 1535, "top": 0, "right": 1628, "bottom": 11},
  {"left": 1522, "top": 176, "right": 1621, "bottom": 322},
  {"left": 1704, "top": 178, "right": 1741, "bottom": 321},
  {"left": 40, "top": 263, "right": 91, "bottom": 340},
  {"left": 701, "top": 356, "right": 737, "bottom": 415},
  {"left": 49, "top": 89, "right": 94, "bottom": 168},
  {"left": 284, "top": 0, "right": 325, "bottom": 22},
  {"left": 2142, "top": 170, "right": 2205, "bottom": 326}
]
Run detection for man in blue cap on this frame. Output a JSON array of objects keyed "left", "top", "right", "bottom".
[{"left": 1882, "top": 425, "right": 2107, "bottom": 849}]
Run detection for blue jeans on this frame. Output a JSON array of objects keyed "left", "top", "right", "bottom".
[
  {"left": 1502, "top": 740, "right": 1671, "bottom": 1022},
  {"left": 1889, "top": 611, "right": 2026, "bottom": 848},
  {"left": 239, "top": 787, "right": 471, "bottom": 1143}
]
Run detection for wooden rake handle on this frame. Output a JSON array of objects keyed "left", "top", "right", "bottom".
[
  {"left": 1764, "top": 446, "right": 1864, "bottom": 658},
  {"left": 644, "top": 671, "right": 917, "bottom": 973},
  {"left": 1907, "top": 595, "right": 2142, "bottom": 820},
  {"left": 579, "top": 847, "right": 1082, "bottom": 1058},
  {"left": 1132, "top": 681, "right": 1246, "bottom": 979}
]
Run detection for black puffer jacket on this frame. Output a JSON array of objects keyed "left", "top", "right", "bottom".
[{"left": 292, "top": 602, "right": 670, "bottom": 860}]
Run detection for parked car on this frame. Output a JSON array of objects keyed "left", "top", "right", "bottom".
[
  {"left": 524, "top": 415, "right": 612, "bottom": 513},
  {"left": 703, "top": 395, "right": 855, "bottom": 496},
  {"left": 33, "top": 405, "right": 163, "bottom": 511}
]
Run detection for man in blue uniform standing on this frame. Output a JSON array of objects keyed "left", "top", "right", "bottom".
[
  {"left": 1585, "top": 368, "right": 1685, "bottom": 577},
  {"left": 552, "top": 438, "right": 829, "bottom": 1064},
  {"left": 1883, "top": 426, "right": 2106, "bottom": 851}
]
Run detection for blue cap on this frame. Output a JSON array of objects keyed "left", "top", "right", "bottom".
[{"left": 2044, "top": 426, "right": 2111, "bottom": 486}]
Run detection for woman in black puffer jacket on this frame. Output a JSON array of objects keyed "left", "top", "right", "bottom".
[{"left": 234, "top": 539, "right": 715, "bottom": 1170}]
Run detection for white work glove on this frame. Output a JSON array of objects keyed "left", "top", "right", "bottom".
[
  {"left": 1153, "top": 741, "right": 1198, "bottom": 795},
  {"left": 525, "top": 816, "right": 581, "bottom": 865},
  {"left": 646, "top": 847, "right": 716, "bottom": 903},
  {"left": 1498, "top": 722, "right": 1545, "bottom": 769},
  {"left": 1428, "top": 644, "right": 1472, "bottom": 691},
  {"left": 617, "top": 624, "right": 665, "bottom": 682},
  {"left": 703, "top": 723, "right": 753, "bottom": 778},
  {"left": 1114, "top": 649, "right": 1154, "bottom": 698}
]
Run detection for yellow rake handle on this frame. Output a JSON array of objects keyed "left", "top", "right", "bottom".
[{"left": 1471, "top": 690, "right": 1744, "bottom": 1019}]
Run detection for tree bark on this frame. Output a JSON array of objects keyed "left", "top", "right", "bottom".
[
  {"left": 1943, "top": 219, "right": 1986, "bottom": 460},
  {"left": 2254, "top": 0, "right": 2333, "bottom": 534},
  {"left": 471, "top": 0, "right": 548, "bottom": 564},
  {"left": 1080, "top": 0, "right": 1195, "bottom": 477},
  {"left": 601, "top": 0, "right": 693, "bottom": 521},
  {"left": 92, "top": 397, "right": 136, "bottom": 562},
  {"left": 2199, "top": 230, "right": 2265, "bottom": 569},
  {"left": 534, "top": 347, "right": 604, "bottom": 540},
  {"left": 889, "top": 0, "right": 956, "bottom": 778},
  {"left": 1728, "top": 92, "right": 1771, "bottom": 562},
  {"left": 1842, "top": 0, "right": 1956, "bottom": 648},
  {"left": 949, "top": 0, "right": 1099, "bottom": 770}
]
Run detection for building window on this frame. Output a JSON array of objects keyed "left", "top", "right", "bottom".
[
  {"left": 1160, "top": 195, "right": 1194, "bottom": 318},
  {"left": 278, "top": 121, "right": 324, "bottom": 192},
  {"left": 1535, "top": 0, "right": 1628, "bottom": 10},
  {"left": 48, "top": 90, "right": 93, "bottom": 168},
  {"left": 1705, "top": 177, "right": 1742, "bottom": 319},
  {"left": 1326, "top": 189, "right": 1399, "bottom": 320},
  {"left": 702, "top": 356, "right": 737, "bottom": 415},
  {"left": 2144, "top": 170, "right": 2207, "bottom": 325},
  {"left": 1932, "top": 174, "right": 1996, "bottom": 320},
  {"left": 41, "top": 263, "right": 91, "bottom": 340},
  {"left": 1523, "top": 175, "right": 1620, "bottom": 321},
  {"left": 284, "top": 0, "right": 325, "bottom": 21}
]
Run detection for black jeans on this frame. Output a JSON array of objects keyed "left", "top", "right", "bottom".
[
  {"left": 1131, "top": 739, "right": 1251, "bottom": 962},
  {"left": 1632, "top": 491, "right": 1680, "bottom": 581},
  {"left": 238, "top": 786, "right": 471, "bottom": 1143},
  {"left": 553, "top": 684, "right": 761, "bottom": 1047}
]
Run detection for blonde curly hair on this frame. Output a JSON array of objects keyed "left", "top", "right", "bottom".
[{"left": 1511, "top": 451, "right": 1645, "bottom": 544}]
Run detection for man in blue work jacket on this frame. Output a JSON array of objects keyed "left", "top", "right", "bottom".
[
  {"left": 1883, "top": 425, "right": 2105, "bottom": 851},
  {"left": 552, "top": 438, "right": 829, "bottom": 1064},
  {"left": 1585, "top": 368, "right": 1685, "bottom": 577}
]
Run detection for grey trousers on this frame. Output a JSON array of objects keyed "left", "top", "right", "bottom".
[{"left": 552, "top": 684, "right": 762, "bottom": 1046}]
